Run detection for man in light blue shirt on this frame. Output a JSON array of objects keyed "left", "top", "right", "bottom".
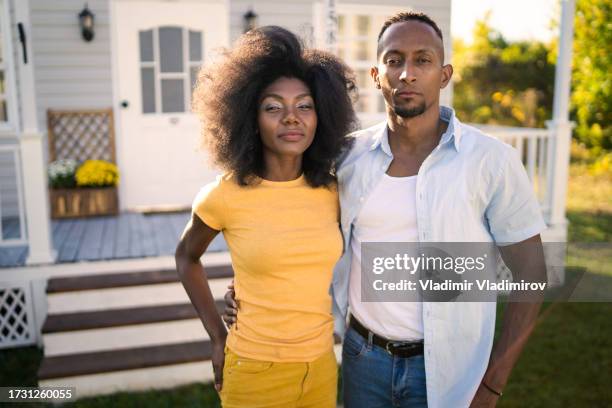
[
  {"left": 333, "top": 11, "right": 547, "bottom": 408},
  {"left": 223, "top": 10, "right": 548, "bottom": 408}
]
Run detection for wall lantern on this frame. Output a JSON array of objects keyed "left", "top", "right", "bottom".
[
  {"left": 78, "top": 4, "right": 95, "bottom": 42},
  {"left": 243, "top": 9, "right": 258, "bottom": 33}
]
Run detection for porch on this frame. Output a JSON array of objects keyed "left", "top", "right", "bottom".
[{"left": 0, "top": 211, "right": 228, "bottom": 268}]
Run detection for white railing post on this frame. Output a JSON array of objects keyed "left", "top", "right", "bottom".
[
  {"left": 14, "top": 0, "right": 56, "bottom": 264},
  {"left": 546, "top": 0, "right": 576, "bottom": 240}
]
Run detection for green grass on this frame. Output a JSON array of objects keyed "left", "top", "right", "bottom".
[
  {"left": 74, "top": 383, "right": 221, "bottom": 408},
  {"left": 0, "top": 345, "right": 42, "bottom": 387},
  {"left": 1, "top": 157, "right": 610, "bottom": 406},
  {"left": 495, "top": 155, "right": 612, "bottom": 407},
  {"left": 496, "top": 301, "right": 612, "bottom": 407}
]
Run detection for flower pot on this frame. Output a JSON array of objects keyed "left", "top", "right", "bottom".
[{"left": 49, "top": 187, "right": 119, "bottom": 219}]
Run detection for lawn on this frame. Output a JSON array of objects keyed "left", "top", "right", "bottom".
[
  {"left": 1, "top": 154, "right": 610, "bottom": 407},
  {"left": 496, "top": 150, "right": 612, "bottom": 407}
]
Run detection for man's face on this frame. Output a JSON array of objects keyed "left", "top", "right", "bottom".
[{"left": 372, "top": 21, "right": 452, "bottom": 119}]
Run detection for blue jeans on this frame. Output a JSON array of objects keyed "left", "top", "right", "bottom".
[{"left": 342, "top": 326, "right": 427, "bottom": 408}]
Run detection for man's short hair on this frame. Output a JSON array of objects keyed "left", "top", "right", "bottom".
[{"left": 377, "top": 11, "right": 444, "bottom": 57}]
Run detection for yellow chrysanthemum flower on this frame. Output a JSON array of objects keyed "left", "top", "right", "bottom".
[{"left": 75, "top": 160, "right": 120, "bottom": 187}]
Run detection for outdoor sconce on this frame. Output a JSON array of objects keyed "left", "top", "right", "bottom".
[
  {"left": 78, "top": 4, "right": 95, "bottom": 42},
  {"left": 243, "top": 9, "right": 258, "bottom": 33}
]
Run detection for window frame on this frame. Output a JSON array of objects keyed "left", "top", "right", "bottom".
[{"left": 139, "top": 25, "right": 204, "bottom": 115}]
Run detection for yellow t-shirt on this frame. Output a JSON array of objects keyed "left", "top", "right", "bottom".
[{"left": 192, "top": 174, "right": 343, "bottom": 362}]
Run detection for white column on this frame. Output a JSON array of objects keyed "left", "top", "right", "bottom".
[
  {"left": 14, "top": 0, "right": 56, "bottom": 264},
  {"left": 552, "top": 0, "right": 576, "bottom": 123},
  {"left": 546, "top": 0, "right": 576, "bottom": 238},
  {"left": 324, "top": 0, "right": 338, "bottom": 54}
]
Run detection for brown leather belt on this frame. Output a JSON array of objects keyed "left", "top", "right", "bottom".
[{"left": 349, "top": 315, "right": 424, "bottom": 358}]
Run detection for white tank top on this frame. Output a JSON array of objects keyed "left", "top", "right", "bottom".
[{"left": 349, "top": 173, "right": 423, "bottom": 340}]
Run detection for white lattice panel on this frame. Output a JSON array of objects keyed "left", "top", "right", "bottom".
[{"left": 0, "top": 281, "right": 37, "bottom": 348}]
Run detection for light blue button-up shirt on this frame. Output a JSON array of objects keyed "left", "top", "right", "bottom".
[{"left": 331, "top": 106, "right": 547, "bottom": 408}]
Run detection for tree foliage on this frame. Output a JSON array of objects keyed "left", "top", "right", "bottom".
[
  {"left": 453, "top": 2, "right": 610, "bottom": 152},
  {"left": 571, "top": 0, "right": 611, "bottom": 151},
  {"left": 452, "top": 14, "right": 555, "bottom": 128}
]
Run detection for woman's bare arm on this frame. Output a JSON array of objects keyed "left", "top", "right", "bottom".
[{"left": 175, "top": 212, "right": 227, "bottom": 391}]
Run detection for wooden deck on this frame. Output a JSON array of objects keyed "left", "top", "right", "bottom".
[{"left": 0, "top": 211, "right": 227, "bottom": 268}]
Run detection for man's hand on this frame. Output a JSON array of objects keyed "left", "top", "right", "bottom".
[
  {"left": 211, "top": 340, "right": 226, "bottom": 393},
  {"left": 222, "top": 280, "right": 238, "bottom": 328},
  {"left": 469, "top": 382, "right": 500, "bottom": 408}
]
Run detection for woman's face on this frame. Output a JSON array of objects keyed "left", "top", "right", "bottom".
[{"left": 257, "top": 77, "right": 317, "bottom": 159}]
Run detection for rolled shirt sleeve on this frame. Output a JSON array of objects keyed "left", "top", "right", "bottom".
[{"left": 485, "top": 146, "right": 547, "bottom": 245}]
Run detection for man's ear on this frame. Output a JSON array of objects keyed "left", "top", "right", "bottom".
[
  {"left": 370, "top": 66, "right": 381, "bottom": 89},
  {"left": 440, "top": 64, "right": 453, "bottom": 89}
]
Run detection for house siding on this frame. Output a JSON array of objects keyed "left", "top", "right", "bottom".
[
  {"left": 30, "top": 0, "right": 113, "bottom": 134},
  {"left": 229, "top": 0, "right": 315, "bottom": 44},
  {"left": 28, "top": 0, "right": 452, "bottom": 134}
]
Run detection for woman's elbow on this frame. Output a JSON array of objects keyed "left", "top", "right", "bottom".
[{"left": 175, "top": 241, "right": 189, "bottom": 276}]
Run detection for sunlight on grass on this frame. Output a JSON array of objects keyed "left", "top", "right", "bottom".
[
  {"left": 566, "top": 144, "right": 612, "bottom": 279},
  {"left": 498, "top": 146, "right": 612, "bottom": 407},
  {"left": 567, "top": 143, "right": 612, "bottom": 215}
]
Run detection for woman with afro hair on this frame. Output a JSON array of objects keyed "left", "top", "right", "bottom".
[{"left": 175, "top": 26, "right": 358, "bottom": 407}]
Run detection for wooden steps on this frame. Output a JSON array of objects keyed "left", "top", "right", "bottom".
[
  {"left": 45, "top": 266, "right": 233, "bottom": 293},
  {"left": 37, "top": 264, "right": 234, "bottom": 397},
  {"left": 42, "top": 302, "right": 223, "bottom": 333},
  {"left": 39, "top": 340, "right": 214, "bottom": 380}
]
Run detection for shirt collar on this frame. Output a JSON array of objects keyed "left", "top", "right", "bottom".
[{"left": 369, "top": 106, "right": 462, "bottom": 155}]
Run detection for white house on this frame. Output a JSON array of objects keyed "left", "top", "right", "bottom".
[
  {"left": 0, "top": 0, "right": 575, "bottom": 399},
  {"left": 3, "top": 0, "right": 453, "bottom": 219}
]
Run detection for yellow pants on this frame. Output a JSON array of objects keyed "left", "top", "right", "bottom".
[{"left": 220, "top": 348, "right": 338, "bottom": 408}]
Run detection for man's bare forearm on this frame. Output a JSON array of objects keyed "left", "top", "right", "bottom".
[
  {"left": 484, "top": 235, "right": 547, "bottom": 391},
  {"left": 483, "top": 300, "right": 542, "bottom": 390}
]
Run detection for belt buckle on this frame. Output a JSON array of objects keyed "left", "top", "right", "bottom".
[
  {"left": 385, "top": 342, "right": 394, "bottom": 355},
  {"left": 386, "top": 341, "right": 417, "bottom": 355}
]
